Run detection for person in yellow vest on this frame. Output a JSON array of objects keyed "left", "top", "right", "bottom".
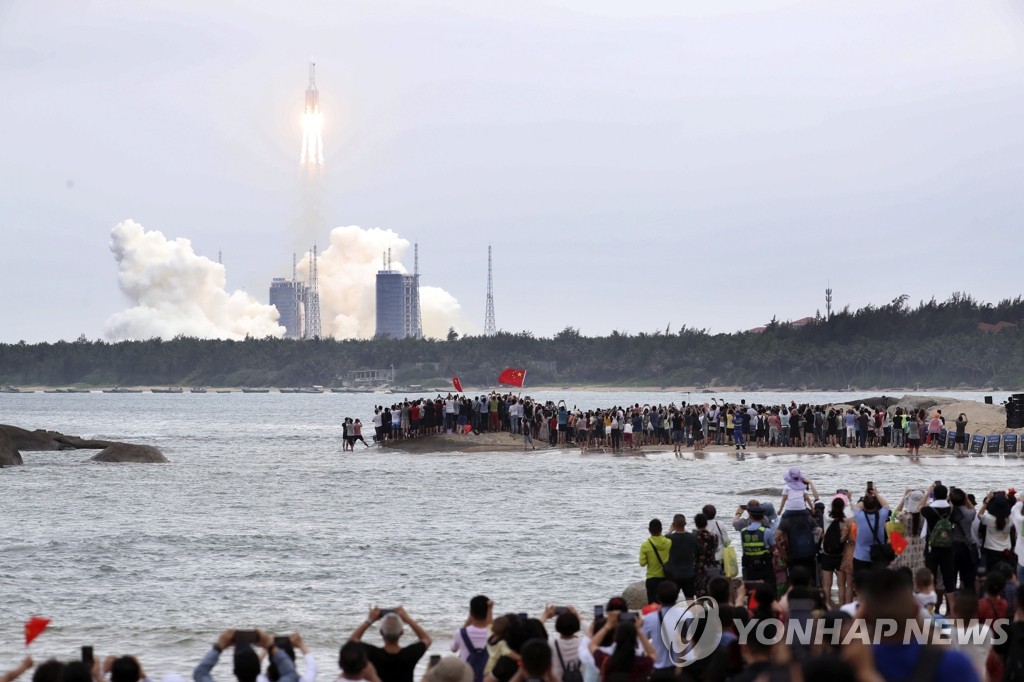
[
  {"left": 739, "top": 504, "right": 777, "bottom": 592},
  {"left": 639, "top": 518, "right": 673, "bottom": 604}
]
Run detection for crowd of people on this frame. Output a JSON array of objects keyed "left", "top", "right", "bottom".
[
  {"left": 15, "top": 469, "right": 1024, "bottom": 682},
  {"left": 365, "top": 394, "right": 972, "bottom": 456}
]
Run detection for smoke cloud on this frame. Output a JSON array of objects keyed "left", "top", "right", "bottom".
[
  {"left": 105, "top": 220, "right": 285, "bottom": 341},
  {"left": 303, "top": 225, "right": 473, "bottom": 339}
]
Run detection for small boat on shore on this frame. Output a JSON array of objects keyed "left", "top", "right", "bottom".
[
  {"left": 299, "top": 385, "right": 325, "bottom": 394},
  {"left": 241, "top": 387, "right": 270, "bottom": 393},
  {"left": 103, "top": 387, "right": 143, "bottom": 394},
  {"left": 216, "top": 389, "right": 232, "bottom": 393},
  {"left": 279, "top": 388, "right": 299, "bottom": 394},
  {"left": 1, "top": 385, "right": 25, "bottom": 393},
  {"left": 152, "top": 387, "right": 184, "bottom": 394},
  {"left": 190, "top": 387, "right": 208, "bottom": 394},
  {"left": 331, "top": 387, "right": 373, "bottom": 393}
]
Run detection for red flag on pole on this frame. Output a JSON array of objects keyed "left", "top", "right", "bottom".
[
  {"left": 497, "top": 368, "right": 527, "bottom": 387},
  {"left": 25, "top": 616, "right": 50, "bottom": 646},
  {"left": 452, "top": 375, "right": 463, "bottom": 393}
]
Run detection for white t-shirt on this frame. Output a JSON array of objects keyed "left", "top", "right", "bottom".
[
  {"left": 980, "top": 512, "right": 1013, "bottom": 551},
  {"left": 450, "top": 625, "right": 489, "bottom": 660},
  {"left": 550, "top": 636, "right": 580, "bottom": 680},
  {"left": 914, "top": 591, "right": 937, "bottom": 613},
  {"left": 623, "top": 423, "right": 633, "bottom": 435}
]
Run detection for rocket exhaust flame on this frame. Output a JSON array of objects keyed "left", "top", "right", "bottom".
[{"left": 301, "top": 61, "right": 324, "bottom": 170}]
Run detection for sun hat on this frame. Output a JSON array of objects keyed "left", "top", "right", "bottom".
[
  {"left": 904, "top": 490, "right": 926, "bottom": 514},
  {"left": 783, "top": 466, "right": 803, "bottom": 487},
  {"left": 833, "top": 493, "right": 850, "bottom": 508},
  {"left": 428, "top": 658, "right": 474, "bottom": 682}
]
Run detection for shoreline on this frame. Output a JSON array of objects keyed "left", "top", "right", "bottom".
[{"left": 376, "top": 432, "right": 1012, "bottom": 457}]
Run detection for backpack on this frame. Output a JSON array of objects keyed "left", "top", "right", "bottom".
[
  {"left": 459, "top": 629, "right": 487, "bottom": 682},
  {"left": 823, "top": 519, "right": 844, "bottom": 555},
  {"left": 554, "top": 640, "right": 583, "bottom": 682},
  {"left": 928, "top": 511, "right": 954, "bottom": 550}
]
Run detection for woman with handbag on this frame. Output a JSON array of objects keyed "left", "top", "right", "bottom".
[{"left": 853, "top": 486, "right": 892, "bottom": 573}]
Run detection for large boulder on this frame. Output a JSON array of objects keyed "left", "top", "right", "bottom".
[
  {"left": 91, "top": 443, "right": 168, "bottom": 463},
  {"left": 0, "top": 424, "right": 63, "bottom": 450},
  {"left": 0, "top": 428, "right": 24, "bottom": 466},
  {"left": 622, "top": 580, "right": 648, "bottom": 610}
]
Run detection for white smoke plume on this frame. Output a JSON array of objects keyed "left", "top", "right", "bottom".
[
  {"left": 301, "top": 225, "right": 473, "bottom": 339},
  {"left": 105, "top": 220, "right": 285, "bottom": 341}
]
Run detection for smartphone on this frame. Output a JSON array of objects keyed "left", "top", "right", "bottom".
[
  {"left": 274, "top": 636, "right": 292, "bottom": 652},
  {"left": 429, "top": 655, "right": 441, "bottom": 668},
  {"left": 619, "top": 612, "right": 637, "bottom": 623},
  {"left": 517, "top": 612, "right": 529, "bottom": 621},
  {"left": 867, "top": 481, "right": 874, "bottom": 491},
  {"left": 234, "top": 630, "right": 259, "bottom": 646},
  {"left": 594, "top": 605, "right": 604, "bottom": 619},
  {"left": 934, "top": 480, "right": 942, "bottom": 487},
  {"left": 82, "top": 647, "right": 94, "bottom": 665},
  {"left": 740, "top": 505, "right": 747, "bottom": 511},
  {"left": 554, "top": 606, "right": 568, "bottom": 616},
  {"left": 379, "top": 608, "right": 396, "bottom": 618}
]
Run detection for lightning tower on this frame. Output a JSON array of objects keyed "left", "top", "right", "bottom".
[
  {"left": 484, "top": 245, "right": 496, "bottom": 336},
  {"left": 300, "top": 62, "right": 324, "bottom": 171},
  {"left": 410, "top": 243, "right": 423, "bottom": 339},
  {"left": 305, "top": 244, "right": 322, "bottom": 338},
  {"left": 825, "top": 283, "right": 833, "bottom": 321}
]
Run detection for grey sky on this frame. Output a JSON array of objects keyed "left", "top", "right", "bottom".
[{"left": 2, "top": 0, "right": 1023, "bottom": 342}]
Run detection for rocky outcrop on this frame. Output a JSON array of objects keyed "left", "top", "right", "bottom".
[
  {"left": 91, "top": 443, "right": 168, "bottom": 463},
  {"left": 0, "top": 428, "right": 24, "bottom": 466},
  {"left": 0, "top": 424, "right": 166, "bottom": 463},
  {"left": 622, "top": 580, "right": 648, "bottom": 610}
]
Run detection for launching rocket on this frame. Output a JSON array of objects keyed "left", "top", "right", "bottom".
[
  {"left": 301, "top": 61, "right": 324, "bottom": 169},
  {"left": 305, "top": 62, "right": 319, "bottom": 113}
]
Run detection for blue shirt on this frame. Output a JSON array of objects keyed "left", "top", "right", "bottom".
[
  {"left": 642, "top": 606, "right": 686, "bottom": 669},
  {"left": 853, "top": 508, "right": 891, "bottom": 562},
  {"left": 872, "top": 640, "right": 979, "bottom": 682}
]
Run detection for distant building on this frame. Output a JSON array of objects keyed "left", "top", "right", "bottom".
[
  {"left": 375, "top": 258, "right": 423, "bottom": 339},
  {"left": 269, "top": 278, "right": 307, "bottom": 339}
]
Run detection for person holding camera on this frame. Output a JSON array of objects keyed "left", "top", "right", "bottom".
[
  {"left": 193, "top": 630, "right": 297, "bottom": 682},
  {"left": 351, "top": 607, "right": 432, "bottom": 682},
  {"left": 852, "top": 484, "right": 891, "bottom": 572}
]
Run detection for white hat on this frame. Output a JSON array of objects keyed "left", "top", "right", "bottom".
[{"left": 904, "top": 490, "right": 926, "bottom": 514}]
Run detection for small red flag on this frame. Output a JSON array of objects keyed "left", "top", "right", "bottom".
[
  {"left": 463, "top": 424, "right": 473, "bottom": 434},
  {"left": 497, "top": 368, "right": 526, "bottom": 387},
  {"left": 25, "top": 616, "right": 50, "bottom": 646},
  {"left": 452, "top": 375, "right": 463, "bottom": 393}
]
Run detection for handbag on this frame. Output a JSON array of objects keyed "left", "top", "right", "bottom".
[
  {"left": 723, "top": 545, "right": 739, "bottom": 578},
  {"left": 866, "top": 510, "right": 896, "bottom": 565}
]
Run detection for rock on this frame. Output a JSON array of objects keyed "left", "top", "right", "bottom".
[
  {"left": 843, "top": 396, "right": 899, "bottom": 409},
  {"left": 895, "top": 395, "right": 940, "bottom": 413},
  {"left": 0, "top": 428, "right": 24, "bottom": 466},
  {"left": 91, "top": 443, "right": 168, "bottom": 463},
  {"left": 622, "top": 580, "right": 648, "bottom": 610},
  {"left": 0, "top": 424, "right": 63, "bottom": 450}
]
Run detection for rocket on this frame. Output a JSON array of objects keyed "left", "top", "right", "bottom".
[{"left": 305, "top": 62, "right": 319, "bottom": 113}]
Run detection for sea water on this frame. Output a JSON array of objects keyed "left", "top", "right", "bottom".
[{"left": 0, "top": 390, "right": 1015, "bottom": 675}]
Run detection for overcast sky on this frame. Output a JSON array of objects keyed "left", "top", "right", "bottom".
[{"left": 2, "top": 0, "right": 1023, "bottom": 342}]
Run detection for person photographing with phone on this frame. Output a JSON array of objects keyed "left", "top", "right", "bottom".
[
  {"left": 587, "top": 610, "right": 655, "bottom": 682},
  {"left": 350, "top": 606, "right": 432, "bottom": 682},
  {"left": 193, "top": 629, "right": 298, "bottom": 682}
]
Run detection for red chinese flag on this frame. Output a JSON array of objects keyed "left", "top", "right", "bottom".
[
  {"left": 452, "top": 375, "right": 463, "bottom": 393},
  {"left": 25, "top": 616, "right": 50, "bottom": 646},
  {"left": 497, "top": 368, "right": 526, "bottom": 387},
  {"left": 463, "top": 424, "right": 473, "bottom": 434}
]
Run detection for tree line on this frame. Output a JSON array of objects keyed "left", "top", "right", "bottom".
[{"left": 2, "top": 293, "right": 1023, "bottom": 389}]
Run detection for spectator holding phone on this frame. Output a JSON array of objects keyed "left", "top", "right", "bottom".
[
  {"left": 194, "top": 630, "right": 297, "bottom": 682},
  {"left": 256, "top": 634, "right": 315, "bottom": 682},
  {"left": 586, "top": 612, "right": 654, "bottom": 682},
  {"left": 351, "top": 607, "right": 431, "bottom": 682}
]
